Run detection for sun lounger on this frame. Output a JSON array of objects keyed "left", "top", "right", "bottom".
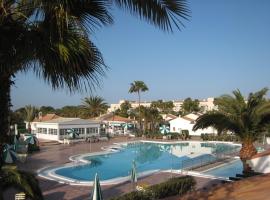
[{"left": 99, "top": 137, "right": 108, "bottom": 142}]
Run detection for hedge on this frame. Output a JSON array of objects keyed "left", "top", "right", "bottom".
[
  {"left": 201, "top": 133, "right": 240, "bottom": 142},
  {"left": 110, "top": 176, "right": 195, "bottom": 200}
]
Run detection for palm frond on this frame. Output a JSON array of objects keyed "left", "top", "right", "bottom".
[
  {"left": 32, "top": 20, "right": 107, "bottom": 92},
  {"left": 2, "top": 166, "right": 43, "bottom": 200},
  {"left": 114, "top": 0, "right": 190, "bottom": 31},
  {"left": 129, "top": 81, "right": 148, "bottom": 93},
  {"left": 193, "top": 112, "right": 240, "bottom": 133}
]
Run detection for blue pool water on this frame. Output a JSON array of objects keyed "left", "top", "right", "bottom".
[
  {"left": 55, "top": 142, "right": 239, "bottom": 181},
  {"left": 204, "top": 159, "right": 243, "bottom": 178}
]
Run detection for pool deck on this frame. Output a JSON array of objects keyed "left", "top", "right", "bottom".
[
  {"left": 180, "top": 173, "right": 270, "bottom": 200},
  {"left": 12, "top": 137, "right": 225, "bottom": 200}
]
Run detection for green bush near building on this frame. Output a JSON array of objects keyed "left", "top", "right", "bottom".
[
  {"left": 111, "top": 176, "right": 196, "bottom": 200},
  {"left": 201, "top": 133, "right": 240, "bottom": 142}
]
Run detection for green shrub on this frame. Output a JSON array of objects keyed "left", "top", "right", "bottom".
[
  {"left": 28, "top": 143, "right": 40, "bottom": 153},
  {"left": 170, "top": 132, "right": 181, "bottom": 139},
  {"left": 144, "top": 132, "right": 163, "bottom": 139},
  {"left": 200, "top": 133, "right": 239, "bottom": 142},
  {"left": 149, "top": 176, "right": 195, "bottom": 199},
  {"left": 110, "top": 191, "right": 152, "bottom": 200},
  {"left": 110, "top": 176, "right": 195, "bottom": 200}
]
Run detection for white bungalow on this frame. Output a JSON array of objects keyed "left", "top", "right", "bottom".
[
  {"left": 30, "top": 114, "right": 101, "bottom": 141},
  {"left": 169, "top": 113, "right": 216, "bottom": 136}
]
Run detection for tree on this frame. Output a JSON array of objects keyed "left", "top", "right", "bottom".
[
  {"left": 129, "top": 81, "right": 149, "bottom": 131},
  {"left": 1, "top": 166, "right": 43, "bottom": 200},
  {"left": 151, "top": 100, "right": 174, "bottom": 114},
  {"left": 0, "top": 0, "right": 189, "bottom": 164},
  {"left": 24, "top": 105, "right": 38, "bottom": 133},
  {"left": 115, "top": 101, "right": 132, "bottom": 118},
  {"left": 181, "top": 98, "right": 200, "bottom": 115},
  {"left": 56, "top": 106, "right": 83, "bottom": 118},
  {"left": 193, "top": 88, "right": 270, "bottom": 173},
  {"left": 81, "top": 96, "right": 108, "bottom": 118},
  {"left": 39, "top": 106, "right": 56, "bottom": 115},
  {"left": 141, "top": 106, "right": 163, "bottom": 132}
]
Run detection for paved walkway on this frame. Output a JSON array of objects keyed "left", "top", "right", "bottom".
[
  {"left": 181, "top": 173, "right": 270, "bottom": 200},
  {"left": 11, "top": 137, "right": 223, "bottom": 200}
]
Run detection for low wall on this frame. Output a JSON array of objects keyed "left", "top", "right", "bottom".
[
  {"left": 36, "top": 133, "right": 59, "bottom": 141},
  {"left": 248, "top": 151, "right": 270, "bottom": 173}
]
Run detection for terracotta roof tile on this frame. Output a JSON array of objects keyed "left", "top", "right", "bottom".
[
  {"left": 33, "top": 114, "right": 61, "bottom": 122},
  {"left": 103, "top": 115, "right": 133, "bottom": 122}
]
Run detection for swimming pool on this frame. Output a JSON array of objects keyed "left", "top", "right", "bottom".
[
  {"left": 39, "top": 141, "right": 240, "bottom": 184},
  {"left": 204, "top": 159, "right": 243, "bottom": 178}
]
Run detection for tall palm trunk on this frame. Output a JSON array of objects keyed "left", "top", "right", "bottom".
[
  {"left": 138, "top": 91, "right": 142, "bottom": 132},
  {"left": 0, "top": 73, "right": 12, "bottom": 167},
  {"left": 28, "top": 122, "right": 32, "bottom": 134},
  {"left": 239, "top": 139, "right": 257, "bottom": 173}
]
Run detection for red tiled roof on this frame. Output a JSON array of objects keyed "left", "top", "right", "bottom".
[
  {"left": 33, "top": 114, "right": 61, "bottom": 122},
  {"left": 182, "top": 116, "right": 194, "bottom": 122},
  {"left": 103, "top": 115, "right": 133, "bottom": 122},
  {"left": 166, "top": 114, "right": 177, "bottom": 119}
]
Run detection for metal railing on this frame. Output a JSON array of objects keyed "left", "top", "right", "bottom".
[{"left": 181, "top": 147, "right": 240, "bottom": 171}]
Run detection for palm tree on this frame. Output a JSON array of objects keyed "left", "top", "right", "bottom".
[
  {"left": 193, "top": 88, "right": 270, "bottom": 173},
  {"left": 0, "top": 0, "right": 189, "bottom": 163},
  {"left": 141, "top": 107, "right": 162, "bottom": 132},
  {"left": 1, "top": 165, "right": 43, "bottom": 200},
  {"left": 24, "top": 105, "right": 38, "bottom": 133},
  {"left": 129, "top": 81, "right": 149, "bottom": 131},
  {"left": 82, "top": 96, "right": 108, "bottom": 118}
]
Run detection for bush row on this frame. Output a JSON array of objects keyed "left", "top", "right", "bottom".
[
  {"left": 141, "top": 131, "right": 191, "bottom": 140},
  {"left": 201, "top": 133, "right": 240, "bottom": 142},
  {"left": 110, "top": 176, "right": 195, "bottom": 200}
]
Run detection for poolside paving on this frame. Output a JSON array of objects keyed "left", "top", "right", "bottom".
[
  {"left": 11, "top": 137, "right": 224, "bottom": 200},
  {"left": 180, "top": 173, "right": 270, "bottom": 200}
]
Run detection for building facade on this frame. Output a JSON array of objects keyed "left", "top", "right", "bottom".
[
  {"left": 169, "top": 113, "right": 217, "bottom": 136},
  {"left": 108, "top": 98, "right": 217, "bottom": 113},
  {"left": 31, "top": 116, "right": 101, "bottom": 141}
]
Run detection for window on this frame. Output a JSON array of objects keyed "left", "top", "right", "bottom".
[
  {"left": 48, "top": 128, "right": 57, "bottom": 135},
  {"left": 60, "top": 129, "right": 68, "bottom": 136},
  {"left": 73, "top": 128, "right": 85, "bottom": 135},
  {"left": 86, "top": 127, "right": 98, "bottom": 135},
  {"left": 37, "top": 128, "right": 47, "bottom": 134}
]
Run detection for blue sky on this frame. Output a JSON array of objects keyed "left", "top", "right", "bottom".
[{"left": 11, "top": 0, "right": 270, "bottom": 109}]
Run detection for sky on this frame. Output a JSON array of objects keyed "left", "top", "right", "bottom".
[{"left": 11, "top": 0, "right": 270, "bottom": 109}]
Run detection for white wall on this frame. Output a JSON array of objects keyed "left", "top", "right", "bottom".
[
  {"left": 35, "top": 123, "right": 59, "bottom": 140},
  {"left": 169, "top": 118, "right": 216, "bottom": 136},
  {"left": 248, "top": 155, "right": 270, "bottom": 173},
  {"left": 34, "top": 121, "right": 100, "bottom": 141}
]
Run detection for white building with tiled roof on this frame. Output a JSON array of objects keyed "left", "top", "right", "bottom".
[
  {"left": 169, "top": 113, "right": 216, "bottom": 136},
  {"left": 31, "top": 114, "right": 101, "bottom": 141}
]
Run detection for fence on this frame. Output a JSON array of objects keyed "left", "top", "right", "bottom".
[{"left": 181, "top": 147, "right": 240, "bottom": 171}]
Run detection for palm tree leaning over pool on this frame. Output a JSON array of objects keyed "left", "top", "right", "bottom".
[
  {"left": 82, "top": 96, "right": 108, "bottom": 118},
  {"left": 24, "top": 105, "right": 38, "bottom": 133},
  {"left": 0, "top": 1, "right": 189, "bottom": 166},
  {"left": 129, "top": 81, "right": 149, "bottom": 132},
  {"left": 193, "top": 88, "right": 270, "bottom": 173}
]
